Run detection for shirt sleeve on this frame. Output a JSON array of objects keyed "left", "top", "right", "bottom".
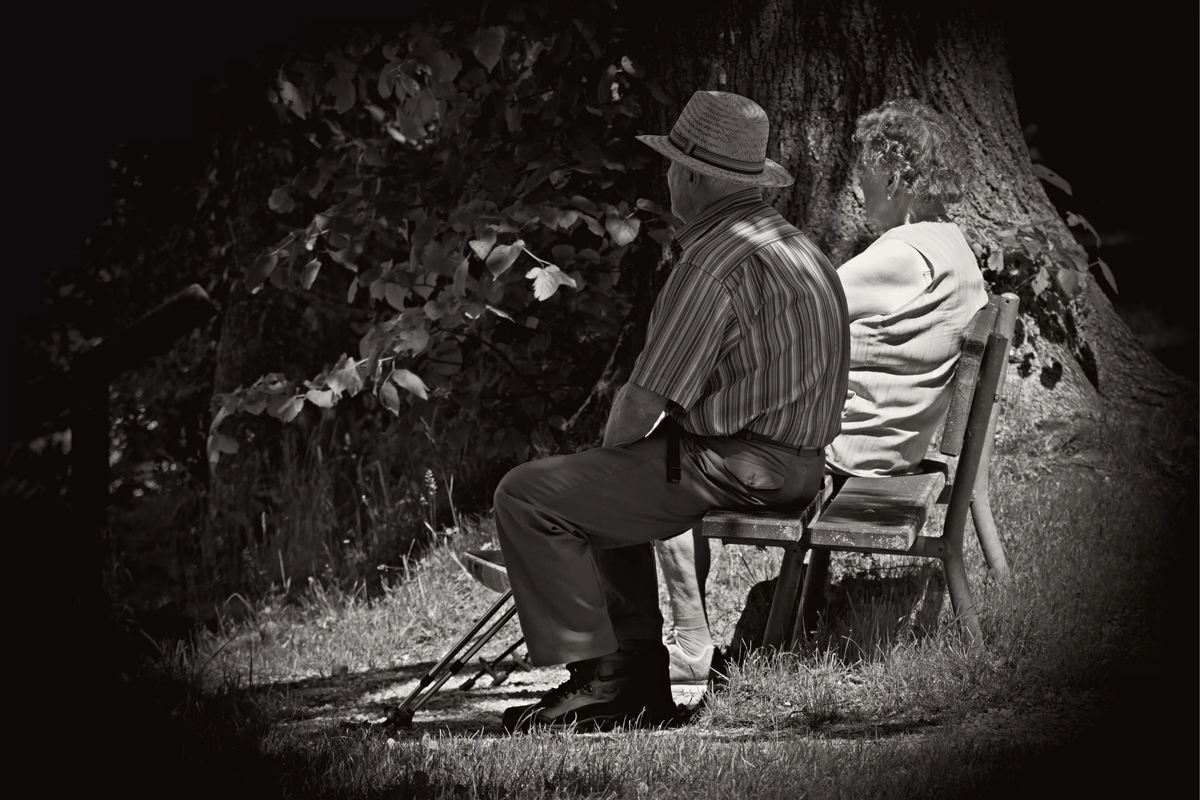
[
  {"left": 628, "top": 263, "right": 733, "bottom": 412},
  {"left": 838, "top": 239, "right": 931, "bottom": 321}
]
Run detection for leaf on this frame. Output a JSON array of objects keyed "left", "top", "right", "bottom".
[
  {"left": 453, "top": 257, "right": 470, "bottom": 298},
  {"left": 279, "top": 80, "right": 308, "bottom": 119},
  {"left": 486, "top": 239, "right": 525, "bottom": 278},
  {"left": 379, "top": 381, "right": 401, "bottom": 415},
  {"left": 581, "top": 214, "right": 606, "bottom": 238},
  {"left": 394, "top": 328, "right": 430, "bottom": 355},
  {"left": 486, "top": 304, "right": 513, "bottom": 321},
  {"left": 647, "top": 81, "right": 674, "bottom": 105},
  {"left": 635, "top": 198, "right": 663, "bottom": 214},
  {"left": 429, "top": 340, "right": 462, "bottom": 375},
  {"left": 347, "top": 278, "right": 359, "bottom": 303},
  {"left": 605, "top": 214, "right": 640, "bottom": 246},
  {"left": 1031, "top": 267, "right": 1050, "bottom": 297},
  {"left": 269, "top": 186, "right": 295, "bottom": 213},
  {"left": 327, "top": 357, "right": 364, "bottom": 397},
  {"left": 267, "top": 394, "right": 304, "bottom": 423},
  {"left": 525, "top": 264, "right": 578, "bottom": 301},
  {"left": 1031, "top": 163, "right": 1072, "bottom": 196},
  {"left": 214, "top": 434, "right": 239, "bottom": 455},
  {"left": 1065, "top": 211, "right": 1102, "bottom": 248},
  {"left": 648, "top": 226, "right": 676, "bottom": 248},
  {"left": 469, "top": 230, "right": 497, "bottom": 260},
  {"left": 305, "top": 389, "right": 335, "bottom": 408},
  {"left": 472, "top": 26, "right": 507, "bottom": 72},
  {"left": 620, "top": 55, "right": 644, "bottom": 78},
  {"left": 1055, "top": 267, "right": 1082, "bottom": 298},
  {"left": 392, "top": 369, "right": 429, "bottom": 400},
  {"left": 301, "top": 258, "right": 321, "bottom": 290},
  {"left": 986, "top": 249, "right": 1003, "bottom": 273},
  {"left": 569, "top": 195, "right": 602, "bottom": 216},
  {"left": 327, "top": 76, "right": 357, "bottom": 113},
  {"left": 240, "top": 391, "right": 268, "bottom": 415},
  {"left": 244, "top": 252, "right": 278, "bottom": 295},
  {"left": 1096, "top": 258, "right": 1119, "bottom": 294},
  {"left": 385, "top": 283, "right": 409, "bottom": 311}
]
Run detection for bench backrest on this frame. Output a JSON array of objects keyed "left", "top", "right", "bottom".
[
  {"left": 938, "top": 303, "right": 1011, "bottom": 550},
  {"left": 940, "top": 300, "right": 1000, "bottom": 457}
]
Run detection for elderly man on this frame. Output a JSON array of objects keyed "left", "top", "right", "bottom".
[{"left": 495, "top": 91, "right": 849, "bottom": 732}]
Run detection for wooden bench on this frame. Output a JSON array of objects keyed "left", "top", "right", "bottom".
[{"left": 701, "top": 293, "right": 1019, "bottom": 651}]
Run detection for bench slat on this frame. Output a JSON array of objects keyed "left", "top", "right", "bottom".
[
  {"left": 807, "top": 471, "right": 946, "bottom": 552},
  {"left": 701, "top": 473, "right": 834, "bottom": 544}
]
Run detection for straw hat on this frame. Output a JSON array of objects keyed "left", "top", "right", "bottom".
[{"left": 637, "top": 91, "right": 794, "bottom": 187}]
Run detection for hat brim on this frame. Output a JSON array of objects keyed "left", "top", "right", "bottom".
[{"left": 636, "top": 134, "right": 795, "bottom": 188}]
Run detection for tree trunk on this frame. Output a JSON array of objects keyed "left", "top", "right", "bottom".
[{"left": 632, "top": 0, "right": 1189, "bottom": 448}]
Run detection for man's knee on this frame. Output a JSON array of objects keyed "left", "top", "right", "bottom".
[{"left": 494, "top": 461, "right": 535, "bottom": 512}]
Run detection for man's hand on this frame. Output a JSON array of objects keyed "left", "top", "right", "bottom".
[{"left": 602, "top": 383, "right": 670, "bottom": 447}]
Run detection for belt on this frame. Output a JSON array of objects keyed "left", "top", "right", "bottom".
[
  {"left": 663, "top": 420, "right": 822, "bottom": 484},
  {"left": 730, "top": 429, "right": 823, "bottom": 457}
]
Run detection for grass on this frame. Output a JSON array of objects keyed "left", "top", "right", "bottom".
[{"left": 119, "top": 416, "right": 1193, "bottom": 799}]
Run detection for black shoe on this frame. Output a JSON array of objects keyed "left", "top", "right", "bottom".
[{"left": 502, "top": 645, "right": 675, "bottom": 733}]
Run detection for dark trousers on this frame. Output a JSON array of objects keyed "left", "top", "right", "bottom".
[{"left": 494, "top": 424, "right": 824, "bottom": 666}]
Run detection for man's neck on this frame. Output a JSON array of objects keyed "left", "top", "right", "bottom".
[
  {"left": 686, "top": 186, "right": 760, "bottom": 223},
  {"left": 672, "top": 188, "right": 764, "bottom": 254}
]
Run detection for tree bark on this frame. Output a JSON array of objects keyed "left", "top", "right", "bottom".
[{"left": 632, "top": 0, "right": 1190, "bottom": 448}]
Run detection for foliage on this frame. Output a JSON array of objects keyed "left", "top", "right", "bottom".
[
  {"left": 983, "top": 161, "right": 1116, "bottom": 302},
  {"left": 211, "top": 4, "right": 676, "bottom": 469}
]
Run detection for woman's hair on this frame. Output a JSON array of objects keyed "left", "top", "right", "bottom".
[{"left": 854, "top": 98, "right": 967, "bottom": 204}]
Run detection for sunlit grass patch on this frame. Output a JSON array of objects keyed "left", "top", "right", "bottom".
[{"left": 167, "top": 435, "right": 1189, "bottom": 797}]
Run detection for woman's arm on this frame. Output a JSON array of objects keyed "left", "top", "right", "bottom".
[{"left": 837, "top": 239, "right": 930, "bottom": 320}]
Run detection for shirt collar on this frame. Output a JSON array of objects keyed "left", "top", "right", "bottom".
[{"left": 670, "top": 188, "right": 764, "bottom": 261}]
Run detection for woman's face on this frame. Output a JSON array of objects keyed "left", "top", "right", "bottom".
[{"left": 859, "top": 164, "right": 898, "bottom": 230}]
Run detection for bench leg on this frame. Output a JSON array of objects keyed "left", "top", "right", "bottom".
[
  {"left": 792, "top": 548, "right": 830, "bottom": 644},
  {"left": 970, "top": 490, "right": 1009, "bottom": 580},
  {"left": 943, "top": 552, "right": 983, "bottom": 651},
  {"left": 763, "top": 544, "right": 805, "bottom": 650}
]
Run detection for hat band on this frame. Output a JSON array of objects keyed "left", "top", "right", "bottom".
[{"left": 668, "top": 129, "right": 766, "bottom": 175}]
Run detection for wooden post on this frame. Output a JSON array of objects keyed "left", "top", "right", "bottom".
[{"left": 64, "top": 285, "right": 216, "bottom": 669}]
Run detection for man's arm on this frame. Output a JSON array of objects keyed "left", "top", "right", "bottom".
[{"left": 602, "top": 382, "right": 670, "bottom": 447}]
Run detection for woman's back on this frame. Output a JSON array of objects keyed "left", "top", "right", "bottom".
[{"left": 826, "top": 221, "right": 987, "bottom": 477}]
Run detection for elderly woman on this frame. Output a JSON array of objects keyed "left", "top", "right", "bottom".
[{"left": 658, "top": 98, "right": 987, "bottom": 681}]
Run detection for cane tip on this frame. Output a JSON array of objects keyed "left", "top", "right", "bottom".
[{"left": 383, "top": 705, "right": 415, "bottom": 729}]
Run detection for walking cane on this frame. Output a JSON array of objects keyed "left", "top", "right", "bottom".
[
  {"left": 459, "top": 635, "right": 530, "bottom": 690},
  {"left": 381, "top": 588, "right": 516, "bottom": 728}
]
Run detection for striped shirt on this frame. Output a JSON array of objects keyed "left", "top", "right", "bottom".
[
  {"left": 629, "top": 189, "right": 849, "bottom": 447},
  {"left": 826, "top": 222, "right": 988, "bottom": 476}
]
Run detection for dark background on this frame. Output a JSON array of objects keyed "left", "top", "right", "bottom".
[
  {"left": 5, "top": 8, "right": 1193, "bottom": 790},
  {"left": 10, "top": 7, "right": 1195, "bottom": 391}
]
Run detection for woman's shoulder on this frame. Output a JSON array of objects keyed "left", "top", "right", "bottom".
[
  {"left": 878, "top": 220, "right": 964, "bottom": 245},
  {"left": 843, "top": 236, "right": 925, "bottom": 270}
]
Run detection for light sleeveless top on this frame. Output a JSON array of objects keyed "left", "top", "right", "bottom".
[{"left": 825, "top": 222, "right": 987, "bottom": 477}]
